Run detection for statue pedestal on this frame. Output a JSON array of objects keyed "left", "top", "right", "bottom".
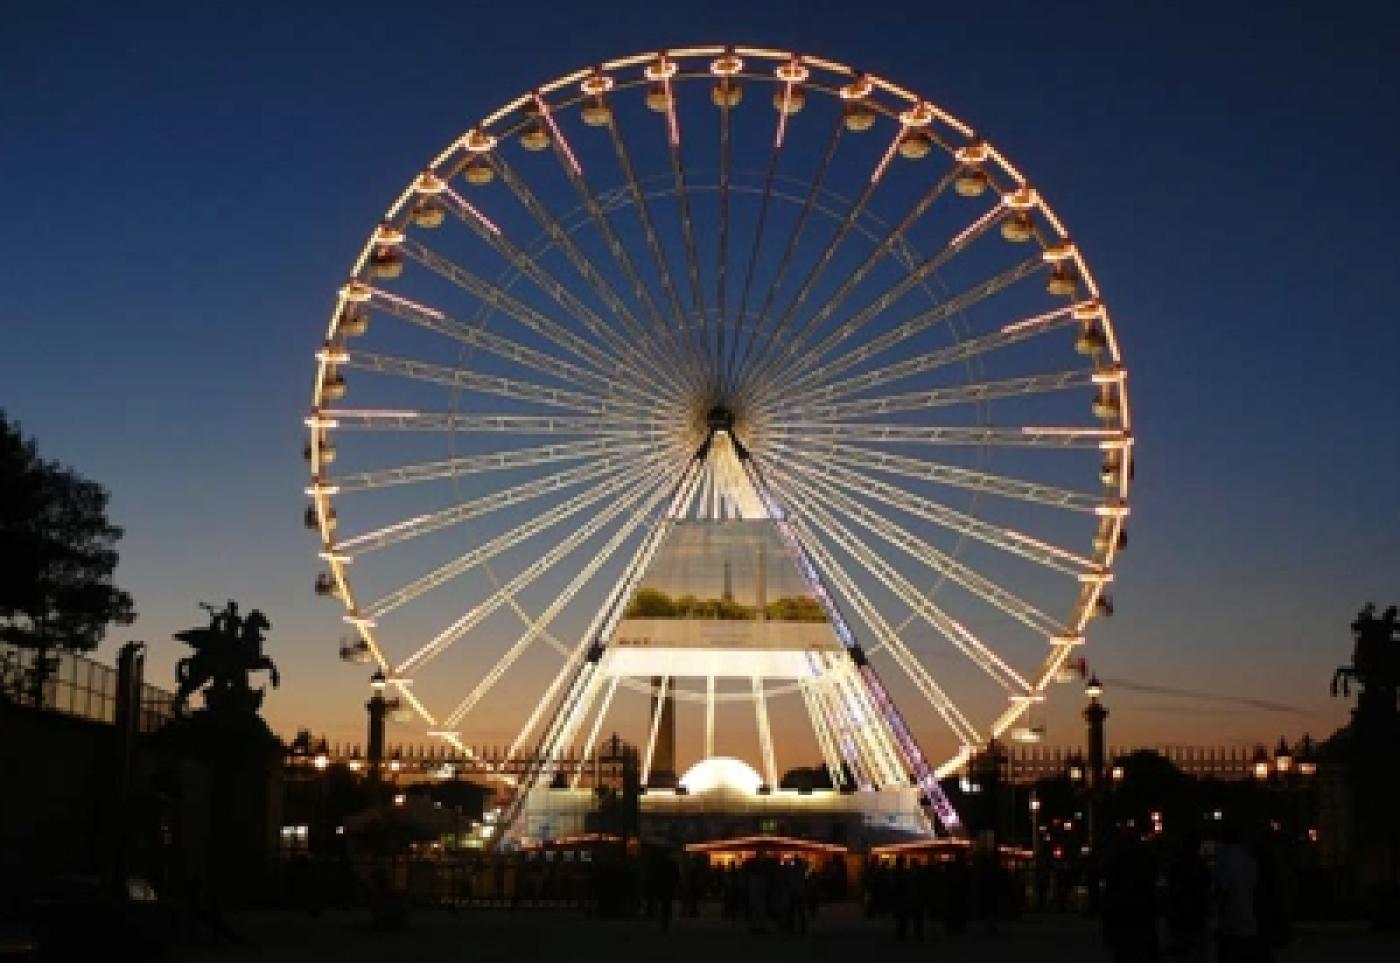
[{"left": 145, "top": 708, "right": 283, "bottom": 909}]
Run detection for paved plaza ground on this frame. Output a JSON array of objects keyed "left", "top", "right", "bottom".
[{"left": 179, "top": 905, "right": 1398, "bottom": 963}]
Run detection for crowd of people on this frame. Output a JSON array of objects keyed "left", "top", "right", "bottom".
[
  {"left": 1101, "top": 824, "right": 1293, "bottom": 963},
  {"left": 712, "top": 853, "right": 818, "bottom": 932},
  {"left": 862, "top": 852, "right": 1015, "bottom": 939},
  {"left": 279, "top": 822, "right": 1300, "bottom": 959}
]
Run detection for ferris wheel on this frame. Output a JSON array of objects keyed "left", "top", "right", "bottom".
[{"left": 304, "top": 45, "right": 1132, "bottom": 837}]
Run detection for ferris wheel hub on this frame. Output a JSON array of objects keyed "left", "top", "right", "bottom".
[{"left": 705, "top": 405, "right": 736, "bottom": 433}]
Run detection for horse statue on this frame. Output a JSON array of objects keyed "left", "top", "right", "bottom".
[
  {"left": 1332, "top": 603, "right": 1399, "bottom": 710},
  {"left": 173, "top": 600, "right": 280, "bottom": 716}
]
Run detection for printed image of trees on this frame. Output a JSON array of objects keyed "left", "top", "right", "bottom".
[{"left": 624, "top": 587, "right": 826, "bottom": 622}]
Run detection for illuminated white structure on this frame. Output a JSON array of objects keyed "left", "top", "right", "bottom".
[
  {"left": 522, "top": 754, "right": 927, "bottom": 843},
  {"left": 303, "top": 45, "right": 1134, "bottom": 845},
  {"left": 679, "top": 756, "right": 765, "bottom": 796}
]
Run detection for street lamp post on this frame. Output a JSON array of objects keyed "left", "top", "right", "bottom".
[
  {"left": 1029, "top": 793, "right": 1043, "bottom": 909},
  {"left": 1267, "top": 735, "right": 1317, "bottom": 847},
  {"left": 1082, "top": 676, "right": 1109, "bottom": 854},
  {"left": 366, "top": 669, "right": 402, "bottom": 795},
  {"left": 368, "top": 670, "right": 388, "bottom": 783}
]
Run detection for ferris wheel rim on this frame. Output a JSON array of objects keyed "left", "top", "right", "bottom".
[{"left": 305, "top": 43, "right": 1133, "bottom": 776}]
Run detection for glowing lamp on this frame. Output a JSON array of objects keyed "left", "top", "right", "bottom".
[{"left": 1251, "top": 745, "right": 1271, "bottom": 781}]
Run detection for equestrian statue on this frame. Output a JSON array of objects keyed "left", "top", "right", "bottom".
[
  {"left": 173, "top": 600, "right": 280, "bottom": 716},
  {"left": 1332, "top": 603, "right": 1399, "bottom": 722}
]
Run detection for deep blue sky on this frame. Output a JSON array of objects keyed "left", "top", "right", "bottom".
[{"left": 2, "top": 0, "right": 1397, "bottom": 748}]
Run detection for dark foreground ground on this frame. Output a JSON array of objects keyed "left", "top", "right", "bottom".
[{"left": 177, "top": 905, "right": 1398, "bottom": 963}]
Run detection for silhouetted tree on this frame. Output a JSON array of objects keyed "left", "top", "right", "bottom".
[
  {"left": 0, "top": 411, "right": 135, "bottom": 705},
  {"left": 1112, "top": 748, "right": 1193, "bottom": 830}
]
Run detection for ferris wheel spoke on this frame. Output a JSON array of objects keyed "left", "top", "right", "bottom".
[
  {"left": 604, "top": 109, "right": 707, "bottom": 371},
  {"left": 509, "top": 648, "right": 592, "bottom": 767},
  {"left": 358, "top": 286, "right": 658, "bottom": 407},
  {"left": 326, "top": 438, "right": 657, "bottom": 494},
  {"left": 663, "top": 104, "right": 712, "bottom": 375},
  {"left": 715, "top": 89, "right": 735, "bottom": 375},
  {"left": 765, "top": 471, "right": 1030, "bottom": 693},
  {"left": 774, "top": 463, "right": 1064, "bottom": 637},
  {"left": 759, "top": 166, "right": 961, "bottom": 394},
  {"left": 767, "top": 422, "right": 1124, "bottom": 448},
  {"left": 736, "top": 127, "right": 904, "bottom": 400},
  {"left": 570, "top": 676, "right": 622, "bottom": 788},
  {"left": 515, "top": 116, "right": 709, "bottom": 398},
  {"left": 788, "top": 301, "right": 1087, "bottom": 404},
  {"left": 730, "top": 115, "right": 845, "bottom": 405},
  {"left": 518, "top": 454, "right": 706, "bottom": 771},
  {"left": 799, "top": 681, "right": 846, "bottom": 789},
  {"left": 441, "top": 466, "right": 669, "bottom": 727},
  {"left": 803, "top": 663, "right": 868, "bottom": 788},
  {"left": 770, "top": 368, "right": 1099, "bottom": 421},
  {"left": 397, "top": 239, "right": 632, "bottom": 383},
  {"left": 506, "top": 458, "right": 699, "bottom": 762},
  {"left": 487, "top": 150, "right": 699, "bottom": 395},
  {"left": 394, "top": 458, "right": 675, "bottom": 676},
  {"left": 431, "top": 193, "right": 684, "bottom": 400},
  {"left": 789, "top": 511, "right": 982, "bottom": 746},
  {"left": 321, "top": 409, "right": 674, "bottom": 439},
  {"left": 773, "top": 448, "right": 1101, "bottom": 575},
  {"left": 758, "top": 200, "right": 1009, "bottom": 398},
  {"left": 340, "top": 349, "right": 668, "bottom": 420},
  {"left": 769, "top": 256, "right": 1048, "bottom": 404},
  {"left": 723, "top": 87, "right": 794, "bottom": 397},
  {"left": 830, "top": 655, "right": 907, "bottom": 788},
  {"left": 362, "top": 453, "right": 674, "bottom": 618},
  {"left": 764, "top": 438, "right": 1101, "bottom": 512},
  {"left": 811, "top": 670, "right": 878, "bottom": 790},
  {"left": 336, "top": 453, "right": 650, "bottom": 557}
]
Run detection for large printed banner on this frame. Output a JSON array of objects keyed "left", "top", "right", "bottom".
[{"left": 612, "top": 520, "right": 836, "bottom": 653}]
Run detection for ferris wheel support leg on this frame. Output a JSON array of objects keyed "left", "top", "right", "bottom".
[
  {"left": 740, "top": 452, "right": 964, "bottom": 835},
  {"left": 752, "top": 676, "right": 778, "bottom": 789},
  {"left": 640, "top": 675, "right": 671, "bottom": 787},
  {"left": 783, "top": 506, "right": 984, "bottom": 747},
  {"left": 494, "top": 454, "right": 707, "bottom": 845},
  {"left": 705, "top": 675, "right": 716, "bottom": 759},
  {"left": 494, "top": 662, "right": 604, "bottom": 846},
  {"left": 800, "top": 679, "right": 845, "bottom": 790}
]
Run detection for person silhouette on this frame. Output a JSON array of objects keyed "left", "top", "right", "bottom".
[
  {"left": 1214, "top": 822, "right": 1259, "bottom": 963},
  {"left": 216, "top": 600, "right": 242, "bottom": 639},
  {"left": 1166, "top": 833, "right": 1210, "bottom": 961}
]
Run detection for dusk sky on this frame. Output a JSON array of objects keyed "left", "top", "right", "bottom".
[{"left": 3, "top": 0, "right": 1398, "bottom": 757}]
